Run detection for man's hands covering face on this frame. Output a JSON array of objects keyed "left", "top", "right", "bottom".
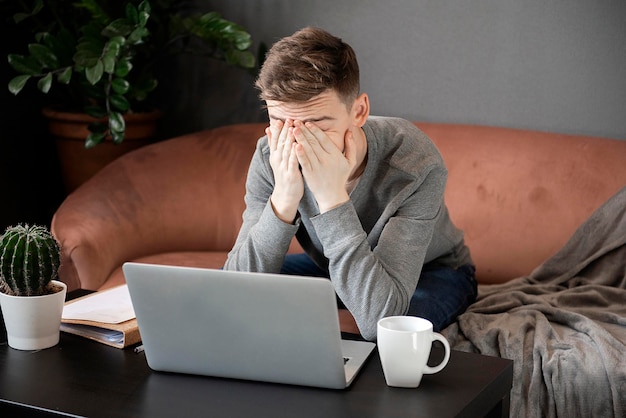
[
  {"left": 293, "top": 120, "right": 355, "bottom": 213},
  {"left": 267, "top": 119, "right": 356, "bottom": 223}
]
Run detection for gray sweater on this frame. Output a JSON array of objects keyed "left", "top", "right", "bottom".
[{"left": 225, "top": 116, "right": 472, "bottom": 340}]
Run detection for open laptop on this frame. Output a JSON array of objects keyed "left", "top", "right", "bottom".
[{"left": 122, "top": 262, "right": 376, "bottom": 389}]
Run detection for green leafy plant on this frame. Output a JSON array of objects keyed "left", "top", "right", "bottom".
[
  {"left": 7, "top": 0, "right": 255, "bottom": 148},
  {"left": 0, "top": 224, "right": 62, "bottom": 297}
]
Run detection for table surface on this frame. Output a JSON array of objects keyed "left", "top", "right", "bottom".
[{"left": 0, "top": 295, "right": 513, "bottom": 418}]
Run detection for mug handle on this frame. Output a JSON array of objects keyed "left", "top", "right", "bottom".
[{"left": 422, "top": 332, "right": 450, "bottom": 374}]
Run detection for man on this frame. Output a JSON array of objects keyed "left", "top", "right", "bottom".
[{"left": 224, "top": 27, "right": 476, "bottom": 340}]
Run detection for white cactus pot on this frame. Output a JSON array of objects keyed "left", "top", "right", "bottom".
[{"left": 0, "top": 280, "right": 67, "bottom": 350}]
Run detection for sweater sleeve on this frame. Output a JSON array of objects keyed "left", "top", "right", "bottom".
[
  {"left": 311, "top": 165, "right": 446, "bottom": 340},
  {"left": 224, "top": 139, "right": 299, "bottom": 272}
]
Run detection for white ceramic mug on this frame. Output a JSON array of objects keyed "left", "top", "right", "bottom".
[{"left": 377, "top": 316, "right": 451, "bottom": 388}]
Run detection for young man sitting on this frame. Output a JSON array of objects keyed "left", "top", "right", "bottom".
[{"left": 224, "top": 27, "right": 476, "bottom": 340}]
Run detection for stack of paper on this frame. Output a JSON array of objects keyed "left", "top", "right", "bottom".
[{"left": 61, "top": 285, "right": 141, "bottom": 349}]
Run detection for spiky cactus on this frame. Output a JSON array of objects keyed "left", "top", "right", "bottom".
[{"left": 0, "top": 224, "right": 61, "bottom": 296}]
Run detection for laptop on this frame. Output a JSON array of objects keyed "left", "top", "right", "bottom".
[{"left": 122, "top": 262, "right": 376, "bottom": 389}]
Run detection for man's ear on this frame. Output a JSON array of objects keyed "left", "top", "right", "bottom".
[{"left": 352, "top": 93, "right": 370, "bottom": 127}]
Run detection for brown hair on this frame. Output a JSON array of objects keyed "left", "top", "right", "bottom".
[{"left": 255, "top": 27, "right": 360, "bottom": 107}]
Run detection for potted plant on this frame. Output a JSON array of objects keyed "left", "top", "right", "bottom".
[
  {"left": 6, "top": 0, "right": 256, "bottom": 191},
  {"left": 0, "top": 224, "right": 67, "bottom": 350}
]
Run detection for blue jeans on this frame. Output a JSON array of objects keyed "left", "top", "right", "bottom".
[{"left": 281, "top": 253, "right": 477, "bottom": 332}]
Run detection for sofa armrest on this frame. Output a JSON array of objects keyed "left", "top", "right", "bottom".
[{"left": 52, "top": 124, "right": 267, "bottom": 290}]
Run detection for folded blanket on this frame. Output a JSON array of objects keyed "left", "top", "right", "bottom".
[{"left": 443, "top": 186, "right": 626, "bottom": 418}]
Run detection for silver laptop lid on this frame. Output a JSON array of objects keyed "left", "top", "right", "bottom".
[{"left": 123, "top": 262, "right": 370, "bottom": 389}]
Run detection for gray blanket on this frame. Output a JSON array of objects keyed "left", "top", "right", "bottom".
[{"left": 442, "top": 186, "right": 626, "bottom": 418}]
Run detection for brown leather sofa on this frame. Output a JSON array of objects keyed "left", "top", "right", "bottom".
[{"left": 51, "top": 122, "right": 626, "bottom": 334}]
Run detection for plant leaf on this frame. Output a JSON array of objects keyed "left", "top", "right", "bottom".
[
  {"left": 103, "top": 19, "right": 134, "bottom": 38},
  {"left": 57, "top": 67, "right": 72, "bottom": 84},
  {"left": 111, "top": 78, "right": 130, "bottom": 95},
  {"left": 138, "top": 0, "right": 151, "bottom": 14},
  {"left": 127, "top": 27, "right": 149, "bottom": 45},
  {"left": 85, "top": 60, "right": 104, "bottom": 85},
  {"left": 125, "top": 3, "right": 139, "bottom": 23},
  {"left": 85, "top": 132, "right": 105, "bottom": 149},
  {"left": 111, "top": 130, "right": 124, "bottom": 144},
  {"left": 109, "top": 112, "right": 125, "bottom": 132},
  {"left": 115, "top": 58, "right": 132, "bottom": 77},
  {"left": 138, "top": 10, "right": 149, "bottom": 27},
  {"left": 8, "top": 75, "right": 31, "bottom": 95},
  {"left": 12, "top": 0, "right": 44, "bottom": 23},
  {"left": 28, "top": 43, "right": 59, "bottom": 69},
  {"left": 233, "top": 32, "right": 252, "bottom": 50},
  {"left": 109, "top": 94, "right": 130, "bottom": 112},
  {"left": 102, "top": 52, "right": 116, "bottom": 73},
  {"left": 107, "top": 36, "right": 125, "bottom": 52},
  {"left": 7, "top": 54, "right": 41, "bottom": 75},
  {"left": 37, "top": 72, "right": 53, "bottom": 93},
  {"left": 74, "top": 40, "right": 103, "bottom": 68}
]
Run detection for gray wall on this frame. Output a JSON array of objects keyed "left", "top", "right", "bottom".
[
  {"left": 170, "top": 0, "right": 626, "bottom": 140},
  {"left": 6, "top": 1, "right": 622, "bottom": 231}
]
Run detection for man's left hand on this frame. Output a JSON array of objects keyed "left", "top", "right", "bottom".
[{"left": 293, "top": 121, "right": 356, "bottom": 213}]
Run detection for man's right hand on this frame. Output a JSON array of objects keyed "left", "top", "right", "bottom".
[{"left": 267, "top": 119, "right": 304, "bottom": 223}]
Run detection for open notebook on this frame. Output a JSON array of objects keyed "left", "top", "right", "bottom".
[{"left": 122, "top": 262, "right": 376, "bottom": 389}]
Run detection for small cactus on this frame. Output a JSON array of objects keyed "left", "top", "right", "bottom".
[{"left": 0, "top": 224, "right": 61, "bottom": 296}]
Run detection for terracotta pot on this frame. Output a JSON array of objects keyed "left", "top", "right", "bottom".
[
  {"left": 0, "top": 281, "right": 67, "bottom": 350},
  {"left": 43, "top": 108, "right": 162, "bottom": 193}
]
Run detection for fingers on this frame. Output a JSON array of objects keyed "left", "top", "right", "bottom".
[
  {"left": 268, "top": 119, "right": 285, "bottom": 149},
  {"left": 293, "top": 121, "right": 331, "bottom": 155},
  {"left": 342, "top": 130, "right": 356, "bottom": 166},
  {"left": 287, "top": 142, "right": 300, "bottom": 173},
  {"left": 268, "top": 119, "right": 296, "bottom": 160},
  {"left": 292, "top": 122, "right": 327, "bottom": 172}
]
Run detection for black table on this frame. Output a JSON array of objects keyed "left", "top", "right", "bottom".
[{"left": 0, "top": 295, "right": 513, "bottom": 418}]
